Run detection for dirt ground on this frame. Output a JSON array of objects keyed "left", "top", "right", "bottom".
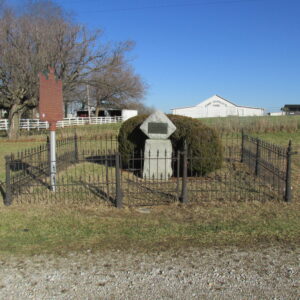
[{"left": 0, "top": 246, "right": 299, "bottom": 299}]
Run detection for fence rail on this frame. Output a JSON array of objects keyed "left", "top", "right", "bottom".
[
  {"left": 2, "top": 133, "right": 296, "bottom": 206},
  {"left": 0, "top": 116, "right": 122, "bottom": 131},
  {"left": 241, "top": 132, "right": 296, "bottom": 202}
]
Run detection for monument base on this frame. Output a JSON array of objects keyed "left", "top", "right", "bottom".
[{"left": 143, "top": 139, "right": 173, "bottom": 180}]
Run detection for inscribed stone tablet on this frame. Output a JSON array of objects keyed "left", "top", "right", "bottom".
[
  {"left": 140, "top": 111, "right": 176, "bottom": 139},
  {"left": 148, "top": 122, "right": 168, "bottom": 134}
]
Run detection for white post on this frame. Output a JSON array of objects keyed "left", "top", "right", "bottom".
[{"left": 50, "top": 130, "right": 56, "bottom": 192}]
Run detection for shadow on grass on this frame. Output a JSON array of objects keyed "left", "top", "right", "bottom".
[
  {"left": 9, "top": 159, "right": 51, "bottom": 190},
  {"left": 78, "top": 179, "right": 116, "bottom": 206},
  {"left": 0, "top": 181, "right": 6, "bottom": 201}
]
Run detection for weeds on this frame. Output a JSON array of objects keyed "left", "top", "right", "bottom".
[{"left": 201, "top": 116, "right": 300, "bottom": 134}]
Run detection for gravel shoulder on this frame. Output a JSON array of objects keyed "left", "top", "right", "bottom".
[{"left": 0, "top": 246, "right": 299, "bottom": 300}]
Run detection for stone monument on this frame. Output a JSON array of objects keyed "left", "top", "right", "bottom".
[{"left": 140, "top": 111, "right": 176, "bottom": 179}]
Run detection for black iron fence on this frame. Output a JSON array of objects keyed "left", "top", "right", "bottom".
[
  {"left": 3, "top": 132, "right": 296, "bottom": 206},
  {"left": 241, "top": 132, "right": 296, "bottom": 202}
]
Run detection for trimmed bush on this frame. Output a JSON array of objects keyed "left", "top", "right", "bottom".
[{"left": 118, "top": 114, "right": 223, "bottom": 175}]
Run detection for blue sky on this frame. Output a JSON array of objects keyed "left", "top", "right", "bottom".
[{"left": 12, "top": 0, "right": 300, "bottom": 113}]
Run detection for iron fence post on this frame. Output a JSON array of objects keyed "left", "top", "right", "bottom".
[
  {"left": 176, "top": 151, "right": 180, "bottom": 201},
  {"left": 255, "top": 138, "right": 261, "bottom": 176},
  {"left": 285, "top": 140, "right": 292, "bottom": 202},
  {"left": 74, "top": 133, "right": 79, "bottom": 163},
  {"left": 180, "top": 142, "right": 188, "bottom": 203},
  {"left": 4, "top": 155, "right": 12, "bottom": 206},
  {"left": 241, "top": 130, "right": 245, "bottom": 163},
  {"left": 115, "top": 152, "right": 123, "bottom": 208},
  {"left": 47, "top": 135, "right": 51, "bottom": 176},
  {"left": 105, "top": 153, "right": 110, "bottom": 202}
]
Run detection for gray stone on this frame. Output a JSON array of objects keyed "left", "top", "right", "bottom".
[
  {"left": 140, "top": 111, "right": 177, "bottom": 180},
  {"left": 140, "top": 111, "right": 176, "bottom": 140},
  {"left": 136, "top": 207, "right": 151, "bottom": 214},
  {"left": 143, "top": 139, "right": 173, "bottom": 180}
]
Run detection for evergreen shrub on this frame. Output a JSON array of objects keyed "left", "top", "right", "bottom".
[{"left": 118, "top": 114, "right": 223, "bottom": 175}]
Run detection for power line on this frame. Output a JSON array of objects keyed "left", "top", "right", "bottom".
[{"left": 63, "top": 0, "right": 263, "bottom": 14}]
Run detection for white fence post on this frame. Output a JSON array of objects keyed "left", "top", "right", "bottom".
[{"left": 0, "top": 116, "right": 123, "bottom": 131}]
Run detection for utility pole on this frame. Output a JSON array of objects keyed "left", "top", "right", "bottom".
[{"left": 87, "top": 84, "right": 91, "bottom": 117}]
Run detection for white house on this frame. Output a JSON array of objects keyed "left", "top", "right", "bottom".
[
  {"left": 121, "top": 109, "right": 138, "bottom": 121},
  {"left": 171, "top": 95, "right": 264, "bottom": 118},
  {"left": 268, "top": 112, "right": 285, "bottom": 116}
]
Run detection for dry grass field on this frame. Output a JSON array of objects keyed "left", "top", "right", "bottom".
[{"left": 0, "top": 117, "right": 299, "bottom": 257}]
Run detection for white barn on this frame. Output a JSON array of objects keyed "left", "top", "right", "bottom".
[{"left": 171, "top": 95, "right": 264, "bottom": 118}]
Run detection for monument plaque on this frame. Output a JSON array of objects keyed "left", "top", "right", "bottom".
[
  {"left": 140, "top": 111, "right": 176, "bottom": 179},
  {"left": 148, "top": 122, "right": 168, "bottom": 134},
  {"left": 140, "top": 111, "right": 176, "bottom": 140}
]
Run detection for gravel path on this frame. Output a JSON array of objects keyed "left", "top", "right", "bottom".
[{"left": 0, "top": 247, "right": 299, "bottom": 299}]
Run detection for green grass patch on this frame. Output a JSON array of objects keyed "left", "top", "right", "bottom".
[
  {"left": 0, "top": 140, "right": 43, "bottom": 182},
  {"left": 0, "top": 202, "right": 299, "bottom": 257},
  {"left": 0, "top": 120, "right": 299, "bottom": 258},
  {"left": 252, "top": 131, "right": 300, "bottom": 146}
]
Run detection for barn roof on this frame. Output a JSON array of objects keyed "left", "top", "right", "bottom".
[{"left": 171, "top": 95, "right": 263, "bottom": 110}]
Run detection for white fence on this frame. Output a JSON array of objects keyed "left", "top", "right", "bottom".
[
  {"left": 0, "top": 116, "right": 123, "bottom": 131},
  {"left": 0, "top": 119, "right": 9, "bottom": 130},
  {"left": 57, "top": 117, "right": 122, "bottom": 127}
]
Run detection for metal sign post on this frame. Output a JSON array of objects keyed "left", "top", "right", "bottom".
[
  {"left": 39, "top": 68, "right": 63, "bottom": 192},
  {"left": 50, "top": 127, "right": 56, "bottom": 191}
]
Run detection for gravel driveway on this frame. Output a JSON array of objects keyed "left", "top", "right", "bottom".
[{"left": 0, "top": 246, "right": 299, "bottom": 299}]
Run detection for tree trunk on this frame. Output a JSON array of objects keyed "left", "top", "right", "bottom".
[{"left": 7, "top": 106, "right": 23, "bottom": 140}]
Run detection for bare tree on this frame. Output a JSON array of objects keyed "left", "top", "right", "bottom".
[
  {"left": 0, "top": 1, "right": 147, "bottom": 138},
  {"left": 126, "top": 102, "right": 155, "bottom": 115},
  {"left": 89, "top": 42, "right": 147, "bottom": 113}
]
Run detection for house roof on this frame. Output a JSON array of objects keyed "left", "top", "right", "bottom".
[
  {"left": 171, "top": 95, "right": 264, "bottom": 110},
  {"left": 283, "top": 104, "right": 300, "bottom": 109}
]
